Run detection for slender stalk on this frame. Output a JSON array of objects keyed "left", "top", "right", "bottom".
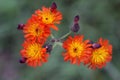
[
  {"left": 50, "top": 34, "right": 55, "bottom": 39},
  {"left": 53, "top": 42, "right": 62, "bottom": 49},
  {"left": 56, "top": 42, "right": 62, "bottom": 46},
  {"left": 53, "top": 43, "right": 57, "bottom": 49},
  {"left": 60, "top": 31, "right": 72, "bottom": 40}
]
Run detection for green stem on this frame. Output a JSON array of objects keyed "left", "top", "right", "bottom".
[
  {"left": 53, "top": 42, "right": 62, "bottom": 49},
  {"left": 50, "top": 34, "right": 55, "bottom": 39},
  {"left": 56, "top": 42, "right": 62, "bottom": 46},
  {"left": 53, "top": 43, "right": 57, "bottom": 48},
  {"left": 60, "top": 31, "right": 72, "bottom": 40}
]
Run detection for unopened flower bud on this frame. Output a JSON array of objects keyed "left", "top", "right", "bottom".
[
  {"left": 44, "top": 44, "right": 53, "bottom": 53},
  {"left": 74, "top": 15, "right": 79, "bottom": 23},
  {"left": 17, "top": 24, "right": 25, "bottom": 30},
  {"left": 50, "top": 2, "right": 57, "bottom": 12},
  {"left": 51, "top": 39, "right": 60, "bottom": 42},
  {"left": 51, "top": 39, "right": 56, "bottom": 42},
  {"left": 92, "top": 43, "right": 101, "bottom": 49},
  {"left": 87, "top": 40, "right": 94, "bottom": 44},
  {"left": 71, "top": 23, "right": 80, "bottom": 32},
  {"left": 19, "top": 57, "right": 27, "bottom": 63}
]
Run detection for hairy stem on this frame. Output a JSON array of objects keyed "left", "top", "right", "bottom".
[
  {"left": 50, "top": 34, "right": 55, "bottom": 39},
  {"left": 60, "top": 31, "right": 72, "bottom": 40}
]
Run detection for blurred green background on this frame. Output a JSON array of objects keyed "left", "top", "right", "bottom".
[{"left": 0, "top": 0, "right": 120, "bottom": 80}]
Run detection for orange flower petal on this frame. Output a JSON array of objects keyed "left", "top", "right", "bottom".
[
  {"left": 35, "top": 6, "right": 62, "bottom": 31},
  {"left": 88, "top": 38, "right": 112, "bottom": 69},
  {"left": 23, "top": 15, "right": 51, "bottom": 44},
  {"left": 62, "top": 35, "right": 92, "bottom": 65},
  {"left": 20, "top": 41, "right": 49, "bottom": 67}
]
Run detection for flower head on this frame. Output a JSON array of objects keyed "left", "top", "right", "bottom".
[
  {"left": 23, "top": 15, "right": 51, "bottom": 44},
  {"left": 62, "top": 35, "right": 92, "bottom": 65},
  {"left": 35, "top": 6, "right": 62, "bottom": 31},
  {"left": 88, "top": 38, "right": 112, "bottom": 69},
  {"left": 20, "top": 41, "right": 49, "bottom": 67}
]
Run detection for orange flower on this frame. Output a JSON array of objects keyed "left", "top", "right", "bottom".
[
  {"left": 23, "top": 15, "right": 51, "bottom": 44},
  {"left": 62, "top": 35, "right": 92, "bottom": 65},
  {"left": 89, "top": 38, "right": 112, "bottom": 69},
  {"left": 35, "top": 6, "right": 62, "bottom": 31},
  {"left": 20, "top": 41, "right": 49, "bottom": 67}
]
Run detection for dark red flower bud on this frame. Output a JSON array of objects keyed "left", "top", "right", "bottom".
[
  {"left": 51, "top": 39, "right": 56, "bottom": 42},
  {"left": 19, "top": 57, "right": 27, "bottom": 63},
  {"left": 87, "top": 40, "right": 94, "bottom": 44},
  {"left": 51, "top": 39, "right": 60, "bottom": 42},
  {"left": 92, "top": 43, "right": 101, "bottom": 49},
  {"left": 71, "top": 23, "right": 80, "bottom": 32},
  {"left": 44, "top": 44, "right": 53, "bottom": 53},
  {"left": 50, "top": 2, "right": 57, "bottom": 12},
  {"left": 56, "top": 39, "right": 60, "bottom": 42},
  {"left": 17, "top": 24, "right": 25, "bottom": 30},
  {"left": 74, "top": 15, "right": 79, "bottom": 23}
]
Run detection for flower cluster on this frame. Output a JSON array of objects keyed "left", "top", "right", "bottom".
[
  {"left": 62, "top": 35, "right": 112, "bottom": 69},
  {"left": 62, "top": 15, "right": 112, "bottom": 69},
  {"left": 18, "top": 2, "right": 62, "bottom": 67},
  {"left": 18, "top": 2, "right": 112, "bottom": 69}
]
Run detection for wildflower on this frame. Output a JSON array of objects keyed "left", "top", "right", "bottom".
[
  {"left": 35, "top": 4, "right": 62, "bottom": 31},
  {"left": 62, "top": 35, "right": 92, "bottom": 65},
  {"left": 88, "top": 38, "right": 112, "bottom": 69},
  {"left": 20, "top": 41, "right": 49, "bottom": 67},
  {"left": 23, "top": 15, "right": 50, "bottom": 44}
]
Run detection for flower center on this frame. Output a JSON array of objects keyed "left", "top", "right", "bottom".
[
  {"left": 35, "top": 28, "right": 43, "bottom": 36},
  {"left": 42, "top": 12, "right": 54, "bottom": 24},
  {"left": 69, "top": 42, "right": 84, "bottom": 57},
  {"left": 28, "top": 23, "right": 43, "bottom": 36},
  {"left": 73, "top": 48, "right": 78, "bottom": 53},
  {"left": 26, "top": 43, "right": 42, "bottom": 59},
  {"left": 46, "top": 18, "right": 48, "bottom": 20},
  {"left": 91, "top": 47, "right": 108, "bottom": 64}
]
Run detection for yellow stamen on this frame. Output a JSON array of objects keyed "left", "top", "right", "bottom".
[
  {"left": 41, "top": 12, "right": 55, "bottom": 24},
  {"left": 91, "top": 47, "right": 108, "bottom": 64},
  {"left": 26, "top": 43, "right": 42, "bottom": 59},
  {"left": 69, "top": 41, "right": 84, "bottom": 57}
]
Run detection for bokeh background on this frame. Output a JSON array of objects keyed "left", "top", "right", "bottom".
[{"left": 0, "top": 0, "right": 120, "bottom": 80}]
